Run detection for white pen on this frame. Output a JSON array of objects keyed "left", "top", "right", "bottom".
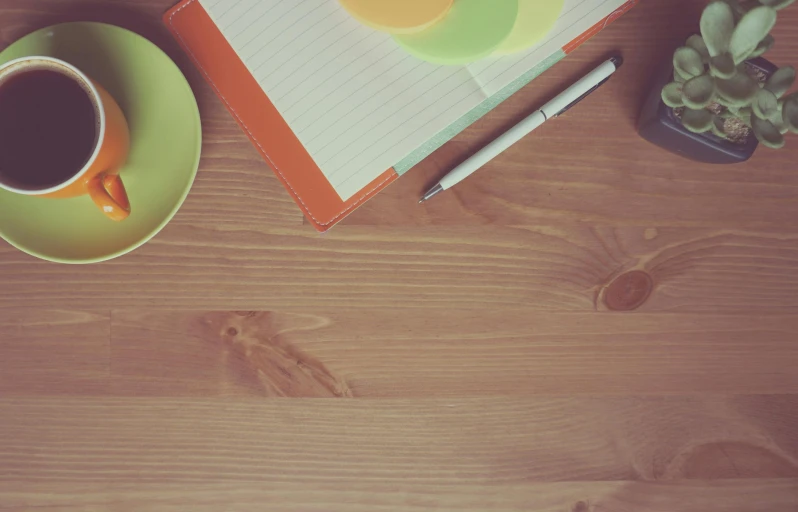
[{"left": 419, "top": 55, "right": 624, "bottom": 203}]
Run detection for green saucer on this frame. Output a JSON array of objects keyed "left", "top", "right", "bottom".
[{"left": 0, "top": 22, "right": 201, "bottom": 263}]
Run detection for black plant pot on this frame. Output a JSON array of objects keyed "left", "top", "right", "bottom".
[{"left": 637, "top": 56, "right": 778, "bottom": 164}]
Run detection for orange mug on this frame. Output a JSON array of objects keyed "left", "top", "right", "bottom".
[{"left": 0, "top": 56, "right": 131, "bottom": 221}]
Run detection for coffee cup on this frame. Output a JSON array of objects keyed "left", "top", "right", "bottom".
[{"left": 0, "top": 56, "right": 131, "bottom": 221}]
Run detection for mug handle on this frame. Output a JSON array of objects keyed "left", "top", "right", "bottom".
[{"left": 87, "top": 173, "right": 131, "bottom": 221}]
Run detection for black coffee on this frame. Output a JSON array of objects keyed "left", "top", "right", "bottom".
[{"left": 0, "top": 68, "right": 98, "bottom": 189}]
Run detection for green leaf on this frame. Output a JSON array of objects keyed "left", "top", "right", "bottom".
[
  {"left": 737, "top": 106, "right": 754, "bottom": 126},
  {"left": 701, "top": 1, "right": 735, "bottom": 56},
  {"left": 710, "top": 53, "right": 736, "bottom": 78},
  {"left": 661, "top": 82, "right": 685, "bottom": 108},
  {"left": 715, "top": 94, "right": 736, "bottom": 108},
  {"left": 747, "top": 34, "right": 775, "bottom": 59},
  {"left": 783, "top": 96, "right": 798, "bottom": 133},
  {"left": 752, "top": 115, "right": 786, "bottom": 148},
  {"left": 673, "top": 69, "right": 692, "bottom": 84},
  {"left": 673, "top": 47, "right": 705, "bottom": 79},
  {"left": 682, "top": 108, "right": 715, "bottom": 133},
  {"left": 772, "top": 112, "right": 790, "bottom": 134},
  {"left": 682, "top": 74, "right": 716, "bottom": 108},
  {"left": 757, "top": 0, "right": 796, "bottom": 11},
  {"left": 752, "top": 88, "right": 779, "bottom": 119},
  {"left": 764, "top": 66, "right": 796, "bottom": 98},
  {"left": 716, "top": 71, "right": 760, "bottom": 106},
  {"left": 686, "top": 34, "right": 711, "bottom": 63},
  {"left": 730, "top": 6, "right": 778, "bottom": 64},
  {"left": 711, "top": 116, "right": 728, "bottom": 137}
]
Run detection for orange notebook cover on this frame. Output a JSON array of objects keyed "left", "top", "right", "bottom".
[{"left": 164, "top": 0, "right": 636, "bottom": 232}]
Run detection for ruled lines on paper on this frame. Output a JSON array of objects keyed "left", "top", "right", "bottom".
[{"left": 201, "top": 0, "right": 626, "bottom": 201}]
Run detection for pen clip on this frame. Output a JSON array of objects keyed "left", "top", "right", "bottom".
[{"left": 553, "top": 75, "right": 612, "bottom": 118}]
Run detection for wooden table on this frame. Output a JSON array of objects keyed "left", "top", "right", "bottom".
[{"left": 2, "top": 1, "right": 798, "bottom": 509}]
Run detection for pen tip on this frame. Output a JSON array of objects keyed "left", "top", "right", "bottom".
[{"left": 418, "top": 198, "right": 426, "bottom": 204}]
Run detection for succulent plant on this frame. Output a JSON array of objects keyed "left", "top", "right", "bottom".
[{"left": 661, "top": 0, "right": 798, "bottom": 148}]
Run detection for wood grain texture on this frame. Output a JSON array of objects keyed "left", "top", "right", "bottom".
[
  {"left": 0, "top": 309, "right": 109, "bottom": 395},
  {"left": 5, "top": 225, "right": 798, "bottom": 312},
  {"left": 1, "top": 396, "right": 798, "bottom": 482},
  {"left": 110, "top": 309, "right": 798, "bottom": 397},
  {"left": 0, "top": 397, "right": 797, "bottom": 510},
  {"left": 2, "top": 0, "right": 798, "bottom": 509},
  {"left": 1, "top": 480, "right": 797, "bottom": 512}
]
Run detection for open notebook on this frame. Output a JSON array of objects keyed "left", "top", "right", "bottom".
[{"left": 166, "top": 0, "right": 637, "bottom": 231}]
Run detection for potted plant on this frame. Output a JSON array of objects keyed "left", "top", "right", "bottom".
[{"left": 638, "top": 0, "right": 798, "bottom": 164}]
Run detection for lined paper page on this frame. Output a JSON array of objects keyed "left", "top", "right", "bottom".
[
  {"left": 199, "top": 0, "right": 627, "bottom": 201},
  {"left": 200, "top": 0, "right": 485, "bottom": 201}
]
